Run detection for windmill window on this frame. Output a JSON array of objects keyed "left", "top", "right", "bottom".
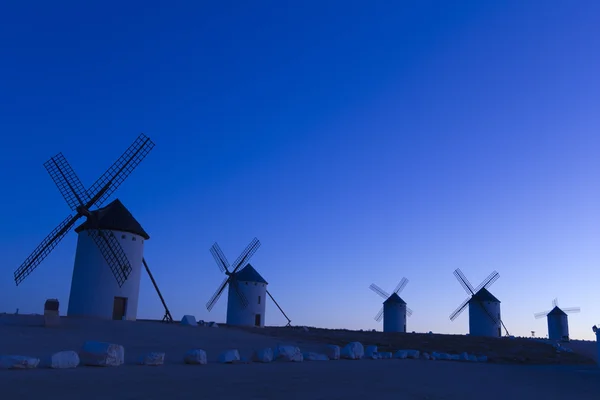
[
  {"left": 132, "top": 237, "right": 136, "bottom": 241},
  {"left": 121, "top": 234, "right": 126, "bottom": 239},
  {"left": 258, "top": 296, "right": 261, "bottom": 305}
]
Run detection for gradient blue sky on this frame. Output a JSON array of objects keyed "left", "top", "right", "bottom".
[{"left": 1, "top": 1, "right": 599, "bottom": 339}]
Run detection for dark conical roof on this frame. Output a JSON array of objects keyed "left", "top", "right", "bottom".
[
  {"left": 469, "top": 287, "right": 500, "bottom": 303},
  {"left": 547, "top": 306, "right": 567, "bottom": 317},
  {"left": 75, "top": 199, "right": 150, "bottom": 240},
  {"left": 233, "top": 263, "right": 268, "bottom": 284},
  {"left": 384, "top": 292, "right": 407, "bottom": 305}
]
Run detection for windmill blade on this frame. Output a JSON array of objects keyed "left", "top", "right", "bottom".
[
  {"left": 449, "top": 297, "right": 470, "bottom": 321},
  {"left": 474, "top": 271, "right": 500, "bottom": 293},
  {"left": 374, "top": 306, "right": 384, "bottom": 322},
  {"left": 87, "top": 229, "right": 133, "bottom": 287},
  {"left": 85, "top": 133, "right": 155, "bottom": 210},
  {"left": 406, "top": 306, "right": 414, "bottom": 317},
  {"left": 210, "top": 243, "right": 231, "bottom": 273},
  {"left": 44, "top": 153, "right": 88, "bottom": 210},
  {"left": 394, "top": 277, "right": 409, "bottom": 295},
  {"left": 369, "top": 283, "right": 390, "bottom": 299},
  {"left": 562, "top": 307, "right": 581, "bottom": 314},
  {"left": 230, "top": 279, "right": 249, "bottom": 308},
  {"left": 231, "top": 237, "right": 261, "bottom": 273},
  {"left": 534, "top": 310, "right": 550, "bottom": 319},
  {"left": 206, "top": 276, "right": 230, "bottom": 311},
  {"left": 14, "top": 214, "right": 79, "bottom": 285},
  {"left": 552, "top": 298, "right": 558, "bottom": 308},
  {"left": 453, "top": 269, "right": 475, "bottom": 295},
  {"left": 266, "top": 289, "right": 292, "bottom": 326}
]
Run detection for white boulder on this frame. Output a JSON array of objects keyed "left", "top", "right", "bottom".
[
  {"left": 378, "top": 352, "right": 393, "bottom": 359},
  {"left": 422, "top": 352, "right": 431, "bottom": 360},
  {"left": 302, "top": 352, "right": 329, "bottom": 361},
  {"left": 181, "top": 315, "right": 197, "bottom": 326},
  {"left": 432, "top": 352, "right": 450, "bottom": 361},
  {"left": 184, "top": 349, "right": 207, "bottom": 365},
  {"left": 274, "top": 345, "right": 303, "bottom": 362},
  {"left": 80, "top": 341, "right": 124, "bottom": 367},
  {"left": 218, "top": 349, "right": 241, "bottom": 364},
  {"left": 208, "top": 322, "right": 219, "bottom": 328},
  {"left": 394, "top": 350, "right": 408, "bottom": 359},
  {"left": 449, "top": 354, "right": 460, "bottom": 361},
  {"left": 324, "top": 345, "right": 340, "bottom": 360},
  {"left": 405, "top": 350, "right": 420, "bottom": 359},
  {"left": 50, "top": 351, "right": 80, "bottom": 369},
  {"left": 139, "top": 352, "right": 165, "bottom": 366},
  {"left": 341, "top": 342, "right": 364, "bottom": 360},
  {"left": 477, "top": 355, "right": 488, "bottom": 362},
  {"left": 252, "top": 348, "right": 273, "bottom": 363},
  {"left": 365, "top": 345, "right": 378, "bottom": 359},
  {"left": 459, "top": 352, "right": 470, "bottom": 361},
  {"left": 467, "top": 354, "right": 478, "bottom": 362},
  {"left": 0, "top": 355, "right": 40, "bottom": 369}
]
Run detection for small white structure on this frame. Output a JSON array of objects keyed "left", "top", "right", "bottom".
[
  {"left": 67, "top": 199, "right": 148, "bottom": 321},
  {"left": 534, "top": 299, "right": 580, "bottom": 341},
  {"left": 450, "top": 269, "right": 503, "bottom": 338},
  {"left": 369, "top": 278, "right": 413, "bottom": 333},
  {"left": 468, "top": 288, "right": 501, "bottom": 337},
  {"left": 226, "top": 264, "right": 268, "bottom": 327}
]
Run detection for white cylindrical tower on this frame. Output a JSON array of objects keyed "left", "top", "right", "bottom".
[
  {"left": 67, "top": 199, "right": 149, "bottom": 321},
  {"left": 383, "top": 293, "right": 407, "bottom": 333},
  {"left": 547, "top": 307, "right": 569, "bottom": 341},
  {"left": 226, "top": 264, "right": 268, "bottom": 327},
  {"left": 468, "top": 288, "right": 501, "bottom": 337}
]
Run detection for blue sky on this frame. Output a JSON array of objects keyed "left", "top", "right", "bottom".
[{"left": 1, "top": 1, "right": 599, "bottom": 339}]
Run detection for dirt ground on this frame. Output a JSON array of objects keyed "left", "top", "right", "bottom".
[{"left": 1, "top": 315, "right": 599, "bottom": 400}]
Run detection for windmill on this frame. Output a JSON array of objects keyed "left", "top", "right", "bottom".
[
  {"left": 369, "top": 277, "right": 413, "bottom": 333},
  {"left": 206, "top": 238, "right": 291, "bottom": 327},
  {"left": 449, "top": 268, "right": 508, "bottom": 337},
  {"left": 13, "top": 133, "right": 172, "bottom": 322},
  {"left": 534, "top": 298, "right": 580, "bottom": 342}
]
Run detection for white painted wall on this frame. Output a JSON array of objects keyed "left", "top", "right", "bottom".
[
  {"left": 548, "top": 314, "right": 569, "bottom": 341},
  {"left": 226, "top": 280, "right": 267, "bottom": 327},
  {"left": 468, "top": 301, "right": 501, "bottom": 337},
  {"left": 67, "top": 230, "right": 144, "bottom": 320},
  {"left": 383, "top": 302, "right": 407, "bottom": 333}
]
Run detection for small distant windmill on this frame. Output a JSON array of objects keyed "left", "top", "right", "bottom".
[
  {"left": 13, "top": 134, "right": 172, "bottom": 322},
  {"left": 206, "top": 238, "right": 291, "bottom": 327},
  {"left": 369, "top": 277, "right": 413, "bottom": 333},
  {"left": 534, "top": 298, "right": 580, "bottom": 342},
  {"left": 449, "top": 268, "right": 508, "bottom": 337}
]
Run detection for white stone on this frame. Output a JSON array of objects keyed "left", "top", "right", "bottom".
[
  {"left": 433, "top": 352, "right": 451, "bottom": 361},
  {"left": 80, "top": 341, "right": 124, "bottom": 367},
  {"left": 324, "top": 345, "right": 340, "bottom": 360},
  {"left": 218, "top": 349, "right": 241, "bottom": 364},
  {"left": 422, "top": 352, "right": 431, "bottom": 360},
  {"left": 365, "top": 345, "right": 378, "bottom": 359},
  {"left": 273, "top": 345, "right": 303, "bottom": 362},
  {"left": 302, "top": 352, "right": 329, "bottom": 361},
  {"left": 477, "top": 355, "right": 488, "bottom": 362},
  {"left": 51, "top": 351, "right": 80, "bottom": 369},
  {"left": 184, "top": 349, "right": 207, "bottom": 365},
  {"left": 378, "top": 352, "right": 393, "bottom": 359},
  {"left": 341, "top": 342, "right": 364, "bottom": 360},
  {"left": 208, "top": 322, "right": 219, "bottom": 328},
  {"left": 252, "top": 348, "right": 273, "bottom": 363},
  {"left": 139, "top": 352, "right": 165, "bottom": 366},
  {"left": 459, "top": 352, "right": 469, "bottom": 361},
  {"left": 467, "top": 354, "right": 478, "bottom": 362},
  {"left": 394, "top": 350, "right": 408, "bottom": 359},
  {"left": 449, "top": 354, "right": 460, "bottom": 361},
  {"left": 0, "top": 355, "right": 40, "bottom": 369},
  {"left": 180, "top": 315, "right": 197, "bottom": 326},
  {"left": 405, "top": 350, "right": 420, "bottom": 359}
]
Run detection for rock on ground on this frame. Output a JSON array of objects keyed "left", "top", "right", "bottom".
[
  {"left": 184, "top": 349, "right": 207, "bottom": 365},
  {"left": 80, "top": 341, "right": 124, "bottom": 367},
  {"left": 324, "top": 345, "right": 340, "bottom": 360},
  {"left": 218, "top": 349, "right": 241, "bottom": 364},
  {"left": 139, "top": 352, "right": 165, "bottom": 366},
  {"left": 274, "top": 345, "right": 303, "bottom": 362},
  {"left": 252, "top": 348, "right": 273, "bottom": 363},
  {"left": 365, "top": 345, "right": 378, "bottom": 359},
  {"left": 180, "top": 315, "right": 197, "bottom": 326},
  {"left": 51, "top": 351, "right": 80, "bottom": 369},
  {"left": 341, "top": 342, "right": 364, "bottom": 360},
  {"left": 0, "top": 355, "right": 40, "bottom": 369}
]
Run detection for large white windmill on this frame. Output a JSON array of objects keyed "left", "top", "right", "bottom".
[
  {"left": 206, "top": 238, "right": 291, "bottom": 327},
  {"left": 13, "top": 134, "right": 173, "bottom": 322},
  {"left": 534, "top": 298, "right": 580, "bottom": 341},
  {"left": 449, "top": 268, "right": 507, "bottom": 337},
  {"left": 369, "top": 277, "right": 413, "bottom": 333}
]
